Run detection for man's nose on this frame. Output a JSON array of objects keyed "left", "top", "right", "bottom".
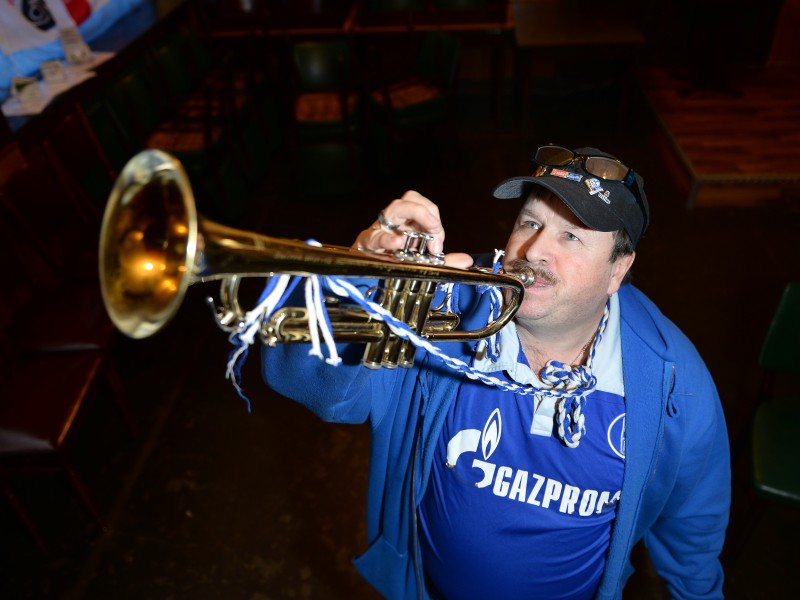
[{"left": 522, "top": 230, "right": 555, "bottom": 263}]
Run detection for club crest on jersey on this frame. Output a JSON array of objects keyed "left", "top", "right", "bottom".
[
  {"left": 585, "top": 178, "right": 611, "bottom": 204},
  {"left": 607, "top": 413, "right": 626, "bottom": 459}
]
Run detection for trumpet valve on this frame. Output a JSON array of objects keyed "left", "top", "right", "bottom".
[{"left": 394, "top": 231, "right": 445, "bottom": 265}]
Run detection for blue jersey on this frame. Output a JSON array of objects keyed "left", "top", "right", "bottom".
[{"left": 419, "top": 298, "right": 626, "bottom": 600}]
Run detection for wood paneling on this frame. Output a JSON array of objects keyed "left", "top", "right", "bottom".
[{"left": 642, "top": 66, "right": 800, "bottom": 208}]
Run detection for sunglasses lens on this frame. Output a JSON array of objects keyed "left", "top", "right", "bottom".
[
  {"left": 585, "top": 156, "right": 629, "bottom": 181},
  {"left": 535, "top": 145, "right": 574, "bottom": 166}
]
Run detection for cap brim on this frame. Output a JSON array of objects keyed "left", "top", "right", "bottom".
[
  {"left": 492, "top": 177, "right": 538, "bottom": 201},
  {"left": 492, "top": 176, "right": 629, "bottom": 234}
]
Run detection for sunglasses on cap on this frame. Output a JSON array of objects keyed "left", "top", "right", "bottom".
[
  {"left": 533, "top": 144, "right": 648, "bottom": 224},
  {"left": 533, "top": 145, "right": 636, "bottom": 186}
]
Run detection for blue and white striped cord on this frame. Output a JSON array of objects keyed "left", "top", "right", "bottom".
[
  {"left": 541, "top": 302, "right": 610, "bottom": 448},
  {"left": 322, "top": 275, "right": 541, "bottom": 395},
  {"left": 225, "top": 273, "right": 296, "bottom": 410},
  {"left": 473, "top": 249, "right": 506, "bottom": 361}
]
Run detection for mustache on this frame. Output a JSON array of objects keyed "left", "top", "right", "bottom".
[{"left": 506, "top": 259, "right": 558, "bottom": 285}]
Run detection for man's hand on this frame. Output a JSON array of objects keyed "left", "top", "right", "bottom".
[{"left": 353, "top": 191, "right": 473, "bottom": 269}]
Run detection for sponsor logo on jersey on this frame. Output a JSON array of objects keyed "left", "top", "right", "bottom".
[{"left": 446, "top": 409, "right": 621, "bottom": 515}]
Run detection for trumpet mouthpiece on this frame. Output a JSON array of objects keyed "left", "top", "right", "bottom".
[
  {"left": 504, "top": 259, "right": 535, "bottom": 288},
  {"left": 511, "top": 266, "right": 535, "bottom": 288}
]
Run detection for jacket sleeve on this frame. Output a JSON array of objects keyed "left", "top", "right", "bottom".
[
  {"left": 258, "top": 276, "right": 408, "bottom": 425},
  {"left": 261, "top": 339, "right": 380, "bottom": 424},
  {"left": 644, "top": 357, "right": 731, "bottom": 599}
]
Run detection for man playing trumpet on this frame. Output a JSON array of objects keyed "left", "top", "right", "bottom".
[{"left": 262, "top": 145, "right": 730, "bottom": 599}]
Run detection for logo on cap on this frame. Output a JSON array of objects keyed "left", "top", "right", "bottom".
[
  {"left": 551, "top": 169, "right": 583, "bottom": 182},
  {"left": 585, "top": 178, "right": 610, "bottom": 204}
]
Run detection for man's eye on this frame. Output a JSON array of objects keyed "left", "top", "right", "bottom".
[
  {"left": 565, "top": 232, "right": 580, "bottom": 241},
  {"left": 522, "top": 221, "right": 540, "bottom": 230}
]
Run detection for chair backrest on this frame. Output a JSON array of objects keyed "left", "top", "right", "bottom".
[
  {"left": 759, "top": 282, "right": 800, "bottom": 374},
  {"left": 291, "top": 39, "right": 354, "bottom": 92}
]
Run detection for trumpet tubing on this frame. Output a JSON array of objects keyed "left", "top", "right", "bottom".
[{"left": 99, "top": 150, "right": 530, "bottom": 368}]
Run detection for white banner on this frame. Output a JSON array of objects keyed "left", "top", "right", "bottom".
[
  {"left": 1, "top": 0, "right": 138, "bottom": 104},
  {"left": 0, "top": 1, "right": 111, "bottom": 55}
]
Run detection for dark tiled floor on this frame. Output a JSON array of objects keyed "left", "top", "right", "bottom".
[{"left": 3, "top": 73, "right": 800, "bottom": 599}]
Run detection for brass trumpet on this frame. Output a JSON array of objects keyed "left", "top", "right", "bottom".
[{"left": 99, "top": 150, "right": 532, "bottom": 368}]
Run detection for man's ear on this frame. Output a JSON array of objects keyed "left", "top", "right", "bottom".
[{"left": 608, "top": 251, "right": 635, "bottom": 295}]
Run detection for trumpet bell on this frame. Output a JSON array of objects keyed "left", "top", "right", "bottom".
[{"left": 99, "top": 150, "right": 198, "bottom": 339}]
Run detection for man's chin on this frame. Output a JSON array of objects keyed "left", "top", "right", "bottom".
[{"left": 514, "top": 299, "right": 550, "bottom": 323}]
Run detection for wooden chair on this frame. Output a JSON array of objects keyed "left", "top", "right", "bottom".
[
  {"left": 365, "top": 30, "right": 461, "bottom": 175},
  {"left": 286, "top": 37, "right": 365, "bottom": 197},
  {"left": 0, "top": 190, "right": 133, "bottom": 554},
  {"left": 0, "top": 345, "right": 130, "bottom": 554},
  {"left": 725, "top": 282, "right": 800, "bottom": 571},
  {"left": 368, "top": 30, "right": 461, "bottom": 128},
  {"left": 751, "top": 282, "right": 800, "bottom": 505}
]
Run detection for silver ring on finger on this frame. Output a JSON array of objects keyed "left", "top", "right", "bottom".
[{"left": 378, "top": 210, "right": 400, "bottom": 231}]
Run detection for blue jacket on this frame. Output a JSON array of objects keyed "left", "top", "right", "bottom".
[{"left": 261, "top": 283, "right": 730, "bottom": 599}]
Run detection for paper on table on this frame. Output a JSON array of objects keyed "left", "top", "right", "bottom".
[{"left": 1, "top": 51, "right": 115, "bottom": 118}]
